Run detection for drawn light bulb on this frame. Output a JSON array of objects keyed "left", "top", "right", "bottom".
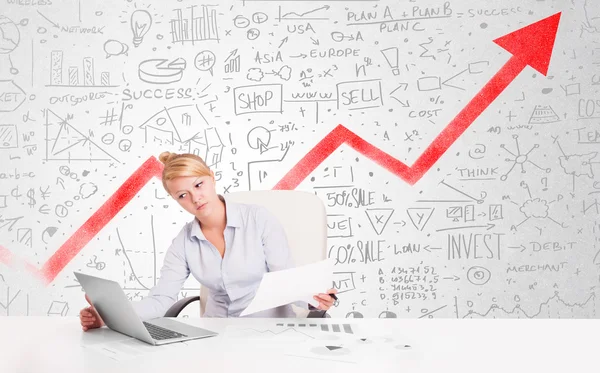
[
  {"left": 130, "top": 10, "right": 152, "bottom": 47},
  {"left": 381, "top": 47, "right": 400, "bottom": 76}
]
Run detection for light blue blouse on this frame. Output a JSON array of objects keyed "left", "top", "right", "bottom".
[{"left": 131, "top": 195, "right": 297, "bottom": 320}]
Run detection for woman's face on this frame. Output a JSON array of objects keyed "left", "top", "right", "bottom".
[{"left": 166, "top": 173, "right": 219, "bottom": 219}]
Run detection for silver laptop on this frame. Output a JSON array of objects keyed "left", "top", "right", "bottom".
[{"left": 74, "top": 272, "right": 218, "bottom": 346}]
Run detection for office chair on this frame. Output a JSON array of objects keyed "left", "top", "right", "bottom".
[{"left": 164, "top": 190, "right": 330, "bottom": 318}]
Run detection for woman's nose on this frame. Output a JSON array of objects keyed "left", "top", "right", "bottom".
[{"left": 191, "top": 191, "right": 202, "bottom": 204}]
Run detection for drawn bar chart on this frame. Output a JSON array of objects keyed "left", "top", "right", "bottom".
[
  {"left": 170, "top": 5, "right": 219, "bottom": 44},
  {"left": 48, "top": 51, "right": 117, "bottom": 88},
  {"left": 275, "top": 323, "right": 354, "bottom": 334}
]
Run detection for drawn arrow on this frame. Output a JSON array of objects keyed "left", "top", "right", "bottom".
[
  {"left": 37, "top": 10, "right": 60, "bottom": 28},
  {"left": 443, "top": 275, "right": 460, "bottom": 281},
  {"left": 435, "top": 223, "right": 496, "bottom": 232},
  {"left": 278, "top": 36, "right": 289, "bottom": 49},
  {"left": 273, "top": 12, "right": 561, "bottom": 189},
  {"left": 0, "top": 13, "right": 562, "bottom": 286}
]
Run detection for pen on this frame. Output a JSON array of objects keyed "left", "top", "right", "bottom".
[{"left": 330, "top": 293, "right": 339, "bottom": 306}]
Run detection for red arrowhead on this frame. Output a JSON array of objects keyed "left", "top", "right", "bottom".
[{"left": 493, "top": 12, "right": 561, "bottom": 76}]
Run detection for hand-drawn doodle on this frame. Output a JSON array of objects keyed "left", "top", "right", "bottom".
[
  {"left": 466, "top": 266, "right": 491, "bottom": 285},
  {"left": 234, "top": 84, "right": 283, "bottom": 115},
  {"left": 41, "top": 227, "right": 58, "bottom": 244},
  {"left": 103, "top": 39, "right": 129, "bottom": 58},
  {"left": 277, "top": 5, "right": 330, "bottom": 22},
  {"left": 380, "top": 47, "right": 400, "bottom": 75},
  {"left": 138, "top": 58, "right": 187, "bottom": 84},
  {"left": 48, "top": 51, "right": 117, "bottom": 88},
  {"left": 194, "top": 50, "right": 216, "bottom": 76},
  {"left": 500, "top": 135, "right": 551, "bottom": 181},
  {"left": 0, "top": 80, "right": 25, "bottom": 112},
  {"left": 139, "top": 104, "right": 217, "bottom": 152},
  {"left": 86, "top": 255, "right": 106, "bottom": 271},
  {"left": 0, "top": 157, "right": 163, "bottom": 284},
  {"left": 170, "top": 5, "right": 219, "bottom": 44},
  {"left": 0, "top": 125, "right": 18, "bottom": 149},
  {"left": 273, "top": 13, "right": 562, "bottom": 189},
  {"left": 0, "top": 15, "right": 21, "bottom": 74},
  {"left": 224, "top": 49, "right": 241, "bottom": 73},
  {"left": 44, "top": 109, "right": 120, "bottom": 162},
  {"left": 47, "top": 301, "right": 69, "bottom": 316},
  {"left": 247, "top": 126, "right": 273, "bottom": 154},
  {"left": 365, "top": 208, "right": 394, "bottom": 235},
  {"left": 130, "top": 9, "right": 152, "bottom": 47},
  {"left": 3, "top": 2, "right": 596, "bottom": 322},
  {"left": 529, "top": 105, "right": 560, "bottom": 124}
]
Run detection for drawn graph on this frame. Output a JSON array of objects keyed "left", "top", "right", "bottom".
[
  {"left": 0, "top": 280, "right": 29, "bottom": 316},
  {"left": 47, "top": 51, "right": 117, "bottom": 88},
  {"left": 458, "top": 292, "right": 597, "bottom": 319},
  {"left": 117, "top": 217, "right": 157, "bottom": 291},
  {"left": 44, "top": 108, "right": 120, "bottom": 163},
  {"left": 170, "top": 5, "right": 219, "bottom": 44},
  {"left": 277, "top": 5, "right": 330, "bottom": 21}
]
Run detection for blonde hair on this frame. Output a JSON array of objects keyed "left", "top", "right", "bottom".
[{"left": 158, "top": 152, "right": 211, "bottom": 192}]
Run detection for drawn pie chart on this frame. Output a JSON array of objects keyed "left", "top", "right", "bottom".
[
  {"left": 378, "top": 311, "right": 397, "bottom": 318},
  {"left": 247, "top": 126, "right": 271, "bottom": 152},
  {"left": 310, "top": 345, "right": 351, "bottom": 357},
  {"left": 138, "top": 58, "right": 186, "bottom": 84},
  {"left": 345, "top": 311, "right": 363, "bottom": 318}
]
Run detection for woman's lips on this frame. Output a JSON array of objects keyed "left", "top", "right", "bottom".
[{"left": 197, "top": 203, "right": 207, "bottom": 211}]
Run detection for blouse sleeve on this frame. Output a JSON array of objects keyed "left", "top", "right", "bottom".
[{"left": 257, "top": 206, "right": 295, "bottom": 272}]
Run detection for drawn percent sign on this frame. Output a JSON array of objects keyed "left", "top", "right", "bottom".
[{"left": 0, "top": 13, "right": 562, "bottom": 284}]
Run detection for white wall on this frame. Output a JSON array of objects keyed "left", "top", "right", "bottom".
[{"left": 1, "top": 0, "right": 599, "bottom": 319}]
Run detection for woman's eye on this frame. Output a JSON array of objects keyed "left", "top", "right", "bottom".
[
  {"left": 195, "top": 182, "right": 202, "bottom": 188},
  {"left": 178, "top": 193, "right": 186, "bottom": 199}
]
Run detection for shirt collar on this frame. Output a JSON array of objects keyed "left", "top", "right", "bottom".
[{"left": 190, "top": 195, "right": 241, "bottom": 241}]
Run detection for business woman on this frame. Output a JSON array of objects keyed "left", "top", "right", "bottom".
[{"left": 80, "top": 152, "right": 337, "bottom": 330}]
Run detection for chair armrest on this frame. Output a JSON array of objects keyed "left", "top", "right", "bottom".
[{"left": 164, "top": 296, "right": 201, "bottom": 317}]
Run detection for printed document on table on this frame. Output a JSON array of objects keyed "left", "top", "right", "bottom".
[{"left": 240, "top": 258, "right": 335, "bottom": 316}]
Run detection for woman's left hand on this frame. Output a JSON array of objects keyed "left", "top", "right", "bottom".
[{"left": 313, "top": 288, "right": 338, "bottom": 311}]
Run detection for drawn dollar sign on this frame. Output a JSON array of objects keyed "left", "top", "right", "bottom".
[{"left": 27, "top": 188, "right": 36, "bottom": 208}]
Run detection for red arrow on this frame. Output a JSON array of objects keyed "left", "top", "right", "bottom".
[
  {"left": 273, "top": 12, "right": 561, "bottom": 189},
  {"left": 0, "top": 13, "right": 561, "bottom": 285},
  {"left": 0, "top": 157, "right": 163, "bottom": 284}
]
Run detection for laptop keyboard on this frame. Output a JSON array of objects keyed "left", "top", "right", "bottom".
[{"left": 143, "top": 321, "right": 188, "bottom": 340}]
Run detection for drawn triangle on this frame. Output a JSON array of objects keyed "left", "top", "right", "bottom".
[
  {"left": 406, "top": 207, "right": 435, "bottom": 231},
  {"left": 365, "top": 208, "right": 394, "bottom": 235}
]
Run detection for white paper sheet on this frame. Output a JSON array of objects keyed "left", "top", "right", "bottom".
[{"left": 240, "top": 258, "right": 335, "bottom": 316}]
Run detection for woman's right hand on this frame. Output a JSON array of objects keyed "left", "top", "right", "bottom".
[{"left": 79, "top": 294, "right": 104, "bottom": 331}]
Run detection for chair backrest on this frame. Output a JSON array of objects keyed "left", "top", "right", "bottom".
[{"left": 198, "top": 190, "right": 327, "bottom": 316}]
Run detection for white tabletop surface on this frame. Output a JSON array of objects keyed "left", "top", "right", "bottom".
[{"left": 0, "top": 316, "right": 596, "bottom": 373}]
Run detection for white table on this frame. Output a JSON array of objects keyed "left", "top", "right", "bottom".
[{"left": 0, "top": 317, "right": 596, "bottom": 373}]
